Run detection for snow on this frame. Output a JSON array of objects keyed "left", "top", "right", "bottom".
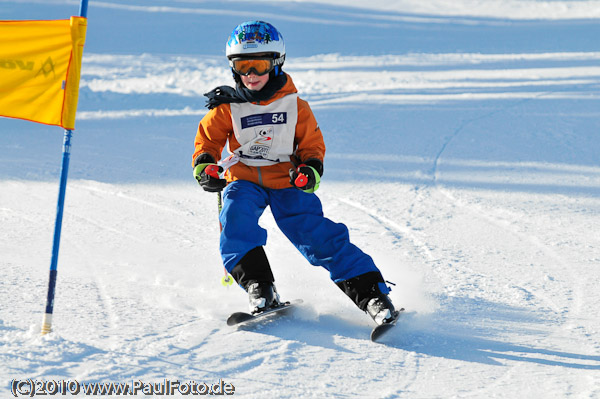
[{"left": 1, "top": 0, "right": 600, "bottom": 397}]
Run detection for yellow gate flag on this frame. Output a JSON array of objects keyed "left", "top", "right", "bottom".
[{"left": 0, "top": 16, "right": 87, "bottom": 130}]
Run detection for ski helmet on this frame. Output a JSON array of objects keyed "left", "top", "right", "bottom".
[{"left": 226, "top": 21, "right": 285, "bottom": 74}]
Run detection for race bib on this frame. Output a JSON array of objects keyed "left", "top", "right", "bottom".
[{"left": 230, "top": 94, "right": 298, "bottom": 167}]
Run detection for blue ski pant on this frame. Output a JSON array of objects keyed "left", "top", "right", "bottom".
[{"left": 219, "top": 180, "right": 379, "bottom": 283}]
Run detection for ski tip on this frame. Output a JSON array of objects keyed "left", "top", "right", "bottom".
[
  {"left": 370, "top": 323, "right": 395, "bottom": 342},
  {"left": 227, "top": 312, "right": 254, "bottom": 326}
]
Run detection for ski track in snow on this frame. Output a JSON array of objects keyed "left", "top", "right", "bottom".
[
  {"left": 2, "top": 0, "right": 600, "bottom": 398},
  {"left": 426, "top": 90, "right": 587, "bottom": 327}
]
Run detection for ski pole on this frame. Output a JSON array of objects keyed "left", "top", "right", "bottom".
[
  {"left": 217, "top": 191, "right": 233, "bottom": 287},
  {"left": 205, "top": 164, "right": 234, "bottom": 287}
]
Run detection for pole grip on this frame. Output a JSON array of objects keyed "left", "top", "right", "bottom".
[
  {"left": 294, "top": 173, "right": 308, "bottom": 187},
  {"left": 205, "top": 164, "right": 221, "bottom": 179}
]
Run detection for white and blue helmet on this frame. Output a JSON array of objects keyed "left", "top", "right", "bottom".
[{"left": 226, "top": 21, "right": 286, "bottom": 68}]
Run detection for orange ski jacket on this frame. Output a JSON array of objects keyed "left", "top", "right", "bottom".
[{"left": 192, "top": 74, "right": 325, "bottom": 189}]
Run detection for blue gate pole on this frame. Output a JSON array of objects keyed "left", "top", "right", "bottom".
[
  {"left": 41, "top": 0, "right": 88, "bottom": 335},
  {"left": 79, "top": 0, "right": 88, "bottom": 18},
  {"left": 41, "top": 130, "right": 73, "bottom": 335}
]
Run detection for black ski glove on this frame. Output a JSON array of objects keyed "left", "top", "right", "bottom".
[
  {"left": 289, "top": 159, "right": 323, "bottom": 193},
  {"left": 193, "top": 154, "right": 227, "bottom": 192}
]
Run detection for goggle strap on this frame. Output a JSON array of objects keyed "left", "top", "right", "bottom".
[
  {"left": 273, "top": 55, "right": 285, "bottom": 66},
  {"left": 228, "top": 54, "right": 285, "bottom": 68}
]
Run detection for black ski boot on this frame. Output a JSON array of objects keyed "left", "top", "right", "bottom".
[
  {"left": 229, "top": 247, "right": 281, "bottom": 314},
  {"left": 336, "top": 271, "right": 398, "bottom": 325},
  {"left": 365, "top": 295, "right": 396, "bottom": 325},
  {"left": 247, "top": 281, "right": 281, "bottom": 314}
]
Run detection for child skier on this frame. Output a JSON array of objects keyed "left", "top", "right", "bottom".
[{"left": 193, "top": 21, "right": 399, "bottom": 326}]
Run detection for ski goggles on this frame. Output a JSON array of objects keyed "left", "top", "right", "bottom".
[{"left": 229, "top": 56, "right": 283, "bottom": 76}]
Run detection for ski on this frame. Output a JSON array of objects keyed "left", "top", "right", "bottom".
[
  {"left": 370, "top": 308, "right": 404, "bottom": 342},
  {"left": 227, "top": 299, "right": 302, "bottom": 327}
]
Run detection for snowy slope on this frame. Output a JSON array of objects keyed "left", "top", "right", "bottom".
[{"left": 1, "top": 0, "right": 600, "bottom": 398}]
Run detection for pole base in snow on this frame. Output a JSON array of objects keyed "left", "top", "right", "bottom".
[{"left": 41, "top": 313, "right": 53, "bottom": 335}]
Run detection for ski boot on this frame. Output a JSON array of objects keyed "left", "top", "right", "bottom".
[
  {"left": 229, "top": 247, "right": 281, "bottom": 314},
  {"left": 336, "top": 271, "right": 398, "bottom": 325},
  {"left": 365, "top": 295, "right": 397, "bottom": 325},
  {"left": 247, "top": 281, "right": 281, "bottom": 314}
]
